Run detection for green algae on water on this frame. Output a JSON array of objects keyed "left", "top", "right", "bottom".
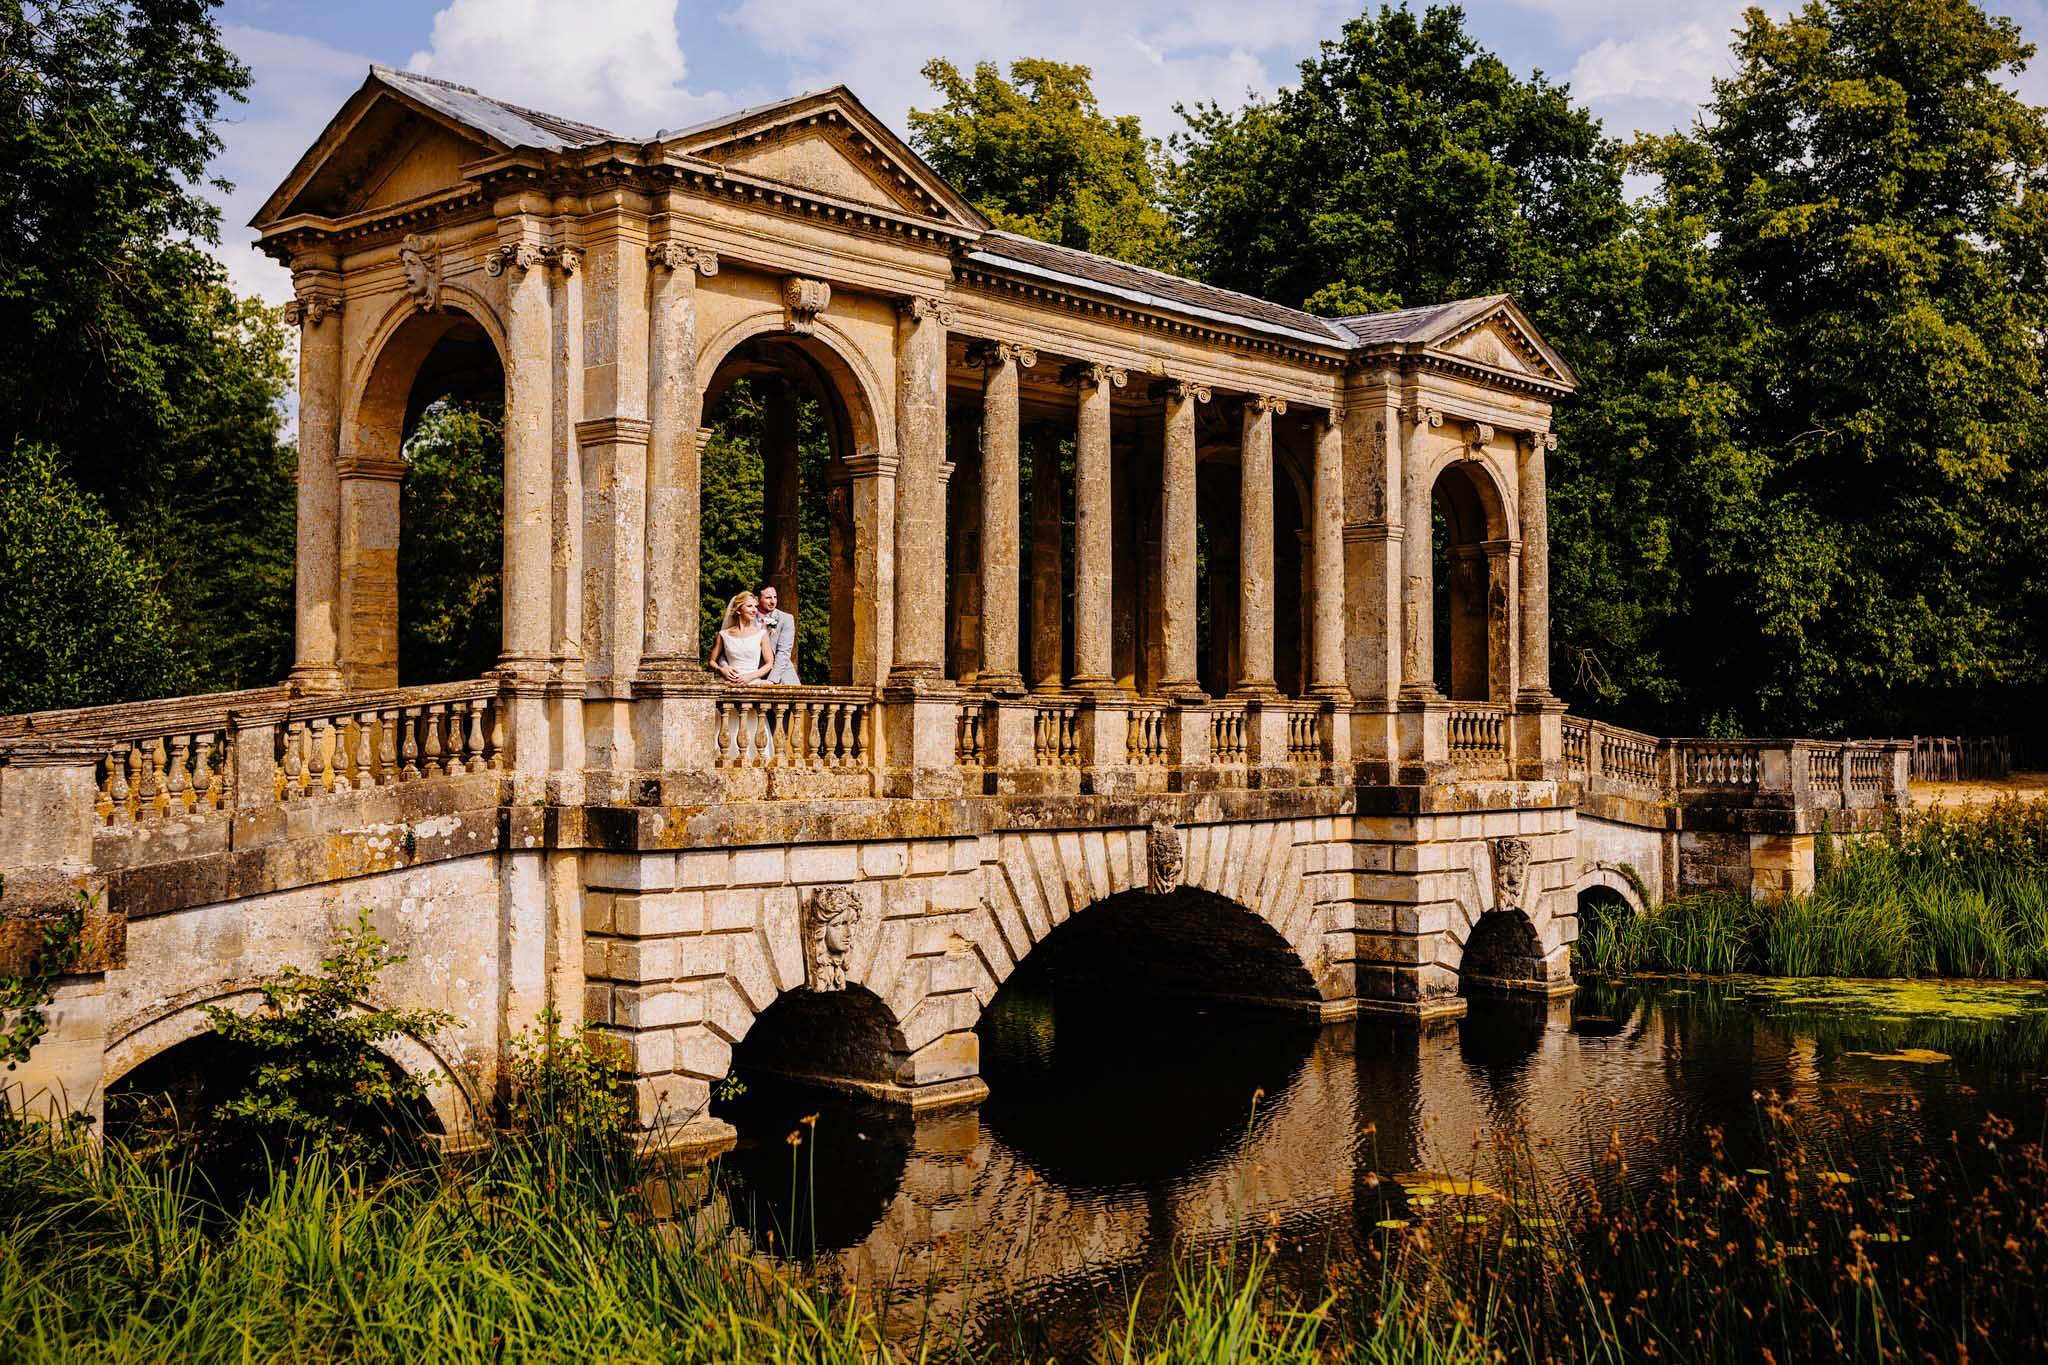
[{"left": 1734, "top": 976, "right": 2048, "bottom": 1024}]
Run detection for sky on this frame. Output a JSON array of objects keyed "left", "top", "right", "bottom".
[{"left": 213, "top": 0, "right": 2048, "bottom": 304}]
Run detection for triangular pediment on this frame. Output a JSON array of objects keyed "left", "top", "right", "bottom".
[
  {"left": 669, "top": 88, "right": 987, "bottom": 231},
  {"left": 1426, "top": 298, "right": 1577, "bottom": 388}
]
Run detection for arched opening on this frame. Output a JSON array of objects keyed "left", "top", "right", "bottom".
[
  {"left": 346, "top": 307, "right": 507, "bottom": 689},
  {"left": 1459, "top": 909, "right": 1546, "bottom": 995},
  {"left": 699, "top": 338, "right": 864, "bottom": 685},
  {"left": 712, "top": 985, "right": 912, "bottom": 1254},
  {"left": 103, "top": 1030, "right": 443, "bottom": 1198},
  {"left": 1430, "top": 461, "right": 1508, "bottom": 702},
  {"left": 1578, "top": 884, "right": 1632, "bottom": 932},
  {"left": 976, "top": 887, "right": 1320, "bottom": 1185}
]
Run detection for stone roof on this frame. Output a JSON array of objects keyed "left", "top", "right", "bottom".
[
  {"left": 966, "top": 232, "right": 1357, "bottom": 348},
  {"left": 1338, "top": 297, "right": 1503, "bottom": 345},
  {"left": 369, "top": 65, "right": 620, "bottom": 151}
]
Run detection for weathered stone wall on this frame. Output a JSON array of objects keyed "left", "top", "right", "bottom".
[{"left": 1575, "top": 811, "right": 1668, "bottom": 910}]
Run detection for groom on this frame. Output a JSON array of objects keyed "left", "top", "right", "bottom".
[{"left": 756, "top": 582, "right": 799, "bottom": 684}]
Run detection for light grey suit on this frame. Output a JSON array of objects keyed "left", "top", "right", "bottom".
[{"left": 762, "top": 609, "right": 799, "bottom": 683}]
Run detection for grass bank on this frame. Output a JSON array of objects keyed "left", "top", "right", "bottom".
[
  {"left": 4, "top": 1094, "right": 2044, "bottom": 1362},
  {"left": 1580, "top": 797, "right": 2048, "bottom": 977}
]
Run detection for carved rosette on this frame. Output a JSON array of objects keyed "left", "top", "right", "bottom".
[
  {"left": 1147, "top": 820, "right": 1184, "bottom": 893},
  {"left": 1490, "top": 837, "right": 1531, "bottom": 916},
  {"left": 803, "top": 885, "right": 863, "bottom": 991},
  {"left": 649, "top": 242, "right": 719, "bottom": 277},
  {"left": 966, "top": 338, "right": 1036, "bottom": 371},
  {"left": 399, "top": 233, "right": 441, "bottom": 312},
  {"left": 782, "top": 276, "right": 831, "bottom": 335}
]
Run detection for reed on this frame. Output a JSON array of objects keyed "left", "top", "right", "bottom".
[{"left": 1578, "top": 797, "right": 2048, "bottom": 978}]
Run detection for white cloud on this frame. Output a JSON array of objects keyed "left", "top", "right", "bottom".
[
  {"left": 406, "top": 0, "right": 734, "bottom": 133},
  {"left": 1570, "top": 19, "right": 1734, "bottom": 116}
]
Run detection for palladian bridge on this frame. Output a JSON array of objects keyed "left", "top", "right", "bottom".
[{"left": 0, "top": 69, "right": 1907, "bottom": 1152}]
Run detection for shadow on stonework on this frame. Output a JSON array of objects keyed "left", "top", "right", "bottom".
[{"left": 713, "top": 1072, "right": 913, "bottom": 1256}]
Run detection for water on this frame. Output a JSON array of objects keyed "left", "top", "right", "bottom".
[{"left": 712, "top": 977, "right": 2048, "bottom": 1351}]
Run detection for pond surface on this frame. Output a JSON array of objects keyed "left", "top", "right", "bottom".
[{"left": 712, "top": 976, "right": 2048, "bottom": 1352}]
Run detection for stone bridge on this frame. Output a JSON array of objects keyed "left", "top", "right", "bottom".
[{"left": 0, "top": 69, "right": 1907, "bottom": 1153}]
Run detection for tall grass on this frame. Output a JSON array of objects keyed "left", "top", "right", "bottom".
[
  {"left": 1579, "top": 797, "right": 2048, "bottom": 978},
  {"left": 8, "top": 1092, "right": 2045, "bottom": 1361}
]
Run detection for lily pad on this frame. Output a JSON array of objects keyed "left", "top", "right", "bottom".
[
  {"left": 1847, "top": 1047, "right": 1951, "bottom": 1064},
  {"left": 1394, "top": 1173, "right": 1500, "bottom": 1199},
  {"left": 1376, "top": 1218, "right": 1410, "bottom": 1230}
]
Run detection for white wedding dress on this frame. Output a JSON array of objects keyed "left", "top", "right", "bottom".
[{"left": 719, "top": 627, "right": 773, "bottom": 757}]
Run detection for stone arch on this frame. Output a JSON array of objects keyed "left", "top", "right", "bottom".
[
  {"left": 1457, "top": 910, "right": 1546, "bottom": 995},
  {"left": 336, "top": 289, "right": 511, "bottom": 687},
  {"left": 722, "top": 981, "right": 915, "bottom": 1092},
  {"left": 1432, "top": 837, "right": 1575, "bottom": 999},
  {"left": 968, "top": 820, "right": 1339, "bottom": 1015},
  {"left": 1428, "top": 455, "right": 1515, "bottom": 702},
  {"left": 696, "top": 310, "right": 893, "bottom": 462},
  {"left": 103, "top": 990, "right": 478, "bottom": 1137},
  {"left": 1575, "top": 862, "right": 1648, "bottom": 917}
]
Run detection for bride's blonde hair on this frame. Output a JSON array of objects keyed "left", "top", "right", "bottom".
[{"left": 720, "top": 591, "right": 758, "bottom": 632}]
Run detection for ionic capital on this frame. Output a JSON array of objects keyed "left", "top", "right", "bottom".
[
  {"left": 1150, "top": 377, "right": 1211, "bottom": 403},
  {"left": 283, "top": 291, "right": 343, "bottom": 327},
  {"left": 1239, "top": 393, "right": 1287, "bottom": 417},
  {"left": 899, "top": 295, "right": 957, "bottom": 327},
  {"left": 648, "top": 242, "right": 719, "bottom": 276},
  {"left": 966, "top": 339, "right": 1036, "bottom": 371},
  {"left": 1062, "top": 360, "right": 1128, "bottom": 391},
  {"left": 1408, "top": 403, "right": 1444, "bottom": 429},
  {"left": 483, "top": 241, "right": 547, "bottom": 277},
  {"left": 550, "top": 245, "right": 581, "bottom": 275},
  {"left": 782, "top": 275, "right": 831, "bottom": 335}
]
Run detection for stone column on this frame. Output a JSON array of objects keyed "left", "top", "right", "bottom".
[
  {"left": 1028, "top": 423, "right": 1064, "bottom": 691},
  {"left": 1234, "top": 395, "right": 1285, "bottom": 696},
  {"left": 548, "top": 245, "right": 585, "bottom": 684},
  {"left": 578, "top": 219, "right": 653, "bottom": 708},
  {"left": 762, "top": 379, "right": 800, "bottom": 615},
  {"left": 1154, "top": 378, "right": 1207, "bottom": 699},
  {"left": 1308, "top": 409, "right": 1348, "bottom": 699},
  {"left": 889, "top": 297, "right": 952, "bottom": 687},
  {"left": 1399, "top": 405, "right": 1444, "bottom": 699},
  {"left": 287, "top": 275, "right": 345, "bottom": 693},
  {"left": 491, "top": 239, "right": 554, "bottom": 673},
  {"left": 1517, "top": 431, "right": 1556, "bottom": 700},
  {"left": 640, "top": 242, "right": 718, "bottom": 677},
  {"left": 336, "top": 455, "right": 404, "bottom": 689},
  {"left": 1066, "top": 360, "right": 1126, "bottom": 691},
  {"left": 967, "top": 340, "right": 1033, "bottom": 694}
]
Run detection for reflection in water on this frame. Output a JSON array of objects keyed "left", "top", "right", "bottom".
[{"left": 712, "top": 977, "right": 2048, "bottom": 1352}]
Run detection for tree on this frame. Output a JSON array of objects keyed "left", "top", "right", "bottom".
[
  {"left": 399, "top": 398, "right": 504, "bottom": 685},
  {"left": 1, "top": 1, "right": 297, "bottom": 702},
  {"left": 1171, "top": 4, "right": 1625, "bottom": 316},
  {"left": 1626, "top": 0, "right": 2048, "bottom": 733},
  {"left": 0, "top": 445, "right": 191, "bottom": 712},
  {"left": 910, "top": 57, "right": 1182, "bottom": 270}
]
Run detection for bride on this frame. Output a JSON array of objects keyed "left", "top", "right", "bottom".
[{"left": 709, "top": 590, "right": 774, "bottom": 685}]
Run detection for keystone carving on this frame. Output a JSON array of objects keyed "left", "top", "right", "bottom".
[
  {"left": 649, "top": 242, "right": 719, "bottom": 276},
  {"left": 783, "top": 276, "right": 832, "bottom": 334},
  {"left": 1147, "top": 820, "right": 1184, "bottom": 892},
  {"left": 1468, "top": 420, "right": 1495, "bottom": 456},
  {"left": 1491, "top": 837, "right": 1531, "bottom": 916},
  {"left": 803, "top": 885, "right": 862, "bottom": 991},
  {"left": 398, "top": 234, "right": 441, "bottom": 312}
]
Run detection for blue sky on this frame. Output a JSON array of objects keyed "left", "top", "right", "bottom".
[{"left": 213, "top": 0, "right": 2048, "bottom": 303}]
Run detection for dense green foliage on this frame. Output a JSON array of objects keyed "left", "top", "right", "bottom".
[
  {"left": 910, "top": 58, "right": 1182, "bottom": 271},
  {"left": 0, "top": 446, "right": 192, "bottom": 710},
  {"left": 1579, "top": 799, "right": 2048, "bottom": 977},
  {"left": 398, "top": 399, "right": 504, "bottom": 686},
  {"left": 1, "top": 0, "right": 296, "bottom": 705},
  {"left": 197, "top": 913, "right": 453, "bottom": 1168}
]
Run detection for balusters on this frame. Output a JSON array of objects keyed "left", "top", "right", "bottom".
[
  {"left": 466, "top": 700, "right": 489, "bottom": 773},
  {"left": 107, "top": 745, "right": 132, "bottom": 824}
]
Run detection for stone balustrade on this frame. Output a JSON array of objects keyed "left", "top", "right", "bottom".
[{"left": 1562, "top": 718, "right": 1910, "bottom": 814}]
